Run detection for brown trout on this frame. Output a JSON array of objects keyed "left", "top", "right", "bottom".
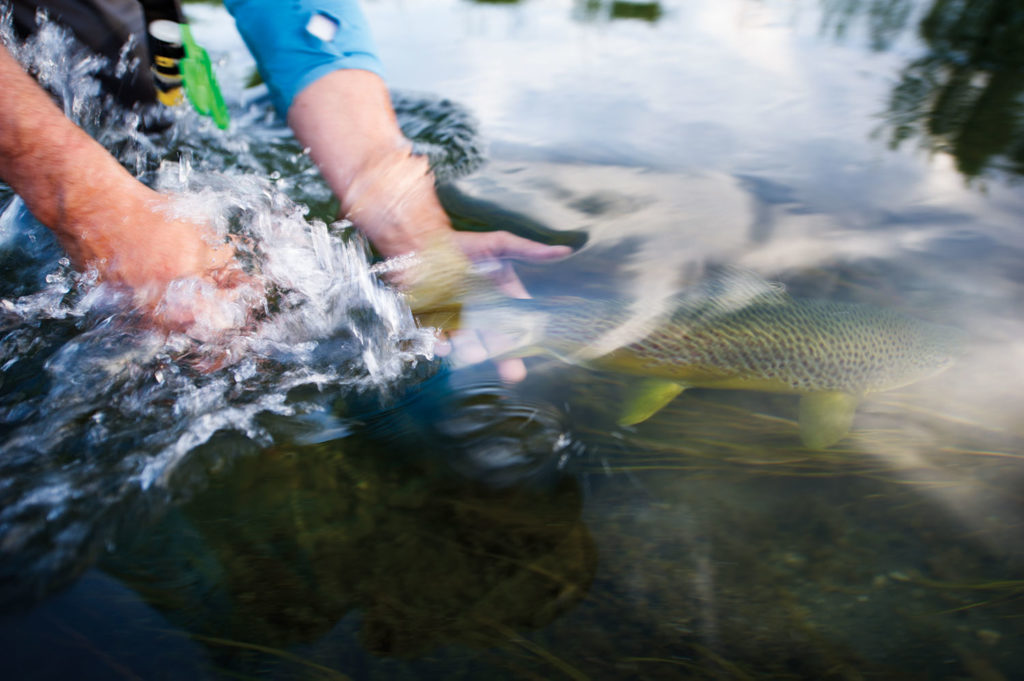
[{"left": 407, "top": 247, "right": 962, "bottom": 448}]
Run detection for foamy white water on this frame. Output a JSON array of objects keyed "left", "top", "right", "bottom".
[{"left": 0, "top": 9, "right": 457, "bottom": 602}]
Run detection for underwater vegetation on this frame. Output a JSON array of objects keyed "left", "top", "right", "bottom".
[
  {"left": 100, "top": 400, "right": 596, "bottom": 674},
  {"left": 1, "top": 2, "right": 1022, "bottom": 680}
]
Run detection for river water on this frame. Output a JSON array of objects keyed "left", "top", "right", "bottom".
[{"left": 1, "top": 1, "right": 1023, "bottom": 679}]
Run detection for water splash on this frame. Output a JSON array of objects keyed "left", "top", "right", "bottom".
[{"left": 0, "top": 13, "right": 448, "bottom": 604}]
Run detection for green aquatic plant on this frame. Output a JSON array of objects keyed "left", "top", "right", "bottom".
[{"left": 105, "top": 438, "right": 597, "bottom": 661}]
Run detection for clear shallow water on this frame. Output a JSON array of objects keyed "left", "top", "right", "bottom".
[{"left": 2, "top": 0, "right": 1024, "bottom": 679}]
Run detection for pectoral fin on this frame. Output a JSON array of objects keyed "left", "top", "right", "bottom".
[
  {"left": 619, "top": 379, "right": 687, "bottom": 426},
  {"left": 798, "top": 392, "right": 860, "bottom": 449}
]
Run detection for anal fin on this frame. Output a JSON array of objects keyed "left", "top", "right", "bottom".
[
  {"left": 619, "top": 379, "right": 687, "bottom": 426},
  {"left": 798, "top": 392, "right": 860, "bottom": 449}
]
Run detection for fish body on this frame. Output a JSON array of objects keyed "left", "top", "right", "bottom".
[
  {"left": 409, "top": 249, "right": 961, "bottom": 447},
  {"left": 515, "top": 285, "right": 961, "bottom": 447},
  {"left": 562, "top": 296, "right": 958, "bottom": 395}
]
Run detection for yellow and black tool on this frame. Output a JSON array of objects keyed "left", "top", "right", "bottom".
[{"left": 141, "top": 0, "right": 229, "bottom": 129}]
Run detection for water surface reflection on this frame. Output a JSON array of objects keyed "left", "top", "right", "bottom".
[
  {"left": 884, "top": 0, "right": 1024, "bottom": 177},
  {"left": 1, "top": 0, "right": 1023, "bottom": 679}
]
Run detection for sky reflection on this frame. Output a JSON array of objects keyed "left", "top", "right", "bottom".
[
  {"left": 2, "top": 2, "right": 1021, "bottom": 678},
  {"left": 354, "top": 0, "right": 1024, "bottom": 528}
]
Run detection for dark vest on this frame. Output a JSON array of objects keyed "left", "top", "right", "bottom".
[{"left": 9, "top": 0, "right": 185, "bottom": 108}]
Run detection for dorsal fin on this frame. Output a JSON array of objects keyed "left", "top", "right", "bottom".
[
  {"left": 671, "top": 266, "right": 790, "bottom": 325},
  {"left": 709, "top": 266, "right": 790, "bottom": 305}
]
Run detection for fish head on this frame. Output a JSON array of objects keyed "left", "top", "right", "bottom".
[
  {"left": 916, "top": 321, "right": 966, "bottom": 374},
  {"left": 874, "top": 317, "right": 966, "bottom": 391}
]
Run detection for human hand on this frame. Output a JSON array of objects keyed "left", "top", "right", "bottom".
[
  {"left": 335, "top": 149, "right": 572, "bottom": 381},
  {"left": 423, "top": 230, "right": 572, "bottom": 383},
  {"left": 0, "top": 43, "right": 259, "bottom": 340},
  {"left": 285, "top": 69, "right": 574, "bottom": 378},
  {"left": 57, "top": 183, "right": 261, "bottom": 338}
]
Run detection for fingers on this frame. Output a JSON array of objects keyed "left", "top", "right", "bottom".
[
  {"left": 441, "top": 327, "right": 528, "bottom": 384},
  {"left": 424, "top": 230, "right": 576, "bottom": 382},
  {"left": 447, "top": 329, "right": 489, "bottom": 366},
  {"left": 496, "top": 357, "right": 528, "bottom": 383},
  {"left": 207, "top": 257, "right": 265, "bottom": 312},
  {"left": 471, "top": 259, "right": 530, "bottom": 299},
  {"left": 137, "top": 253, "right": 263, "bottom": 339},
  {"left": 454, "top": 230, "right": 573, "bottom": 297},
  {"left": 497, "top": 235, "right": 574, "bottom": 262},
  {"left": 452, "top": 230, "right": 574, "bottom": 264}
]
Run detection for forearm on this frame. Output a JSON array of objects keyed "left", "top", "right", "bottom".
[
  {"left": 0, "top": 43, "right": 144, "bottom": 264},
  {"left": 221, "top": 0, "right": 451, "bottom": 257},
  {"left": 0, "top": 42, "right": 242, "bottom": 320},
  {"left": 287, "top": 69, "right": 452, "bottom": 257}
]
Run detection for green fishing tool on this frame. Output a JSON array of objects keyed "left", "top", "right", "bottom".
[{"left": 180, "top": 24, "right": 230, "bottom": 129}]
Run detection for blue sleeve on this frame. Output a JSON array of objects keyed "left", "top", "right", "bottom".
[{"left": 222, "top": 0, "right": 384, "bottom": 117}]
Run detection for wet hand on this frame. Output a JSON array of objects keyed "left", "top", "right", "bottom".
[
  {"left": 287, "top": 71, "right": 573, "bottom": 379},
  {"left": 438, "top": 230, "right": 572, "bottom": 383},
  {"left": 59, "top": 185, "right": 262, "bottom": 337},
  {"left": 0, "top": 45, "right": 260, "bottom": 340}
]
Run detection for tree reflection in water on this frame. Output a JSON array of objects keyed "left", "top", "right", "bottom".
[
  {"left": 573, "top": 0, "right": 664, "bottom": 23},
  {"left": 890, "top": 0, "right": 1024, "bottom": 178},
  {"left": 821, "top": 0, "right": 914, "bottom": 50}
]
